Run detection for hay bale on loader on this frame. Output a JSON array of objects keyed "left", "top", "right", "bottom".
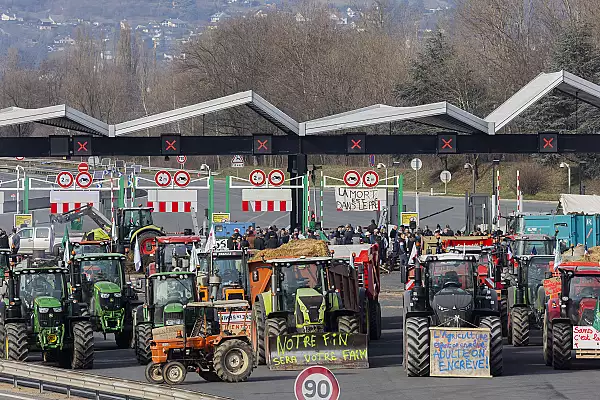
[{"left": 250, "top": 239, "right": 330, "bottom": 262}]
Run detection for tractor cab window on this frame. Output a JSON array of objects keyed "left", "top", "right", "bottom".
[
  {"left": 0, "top": 253, "right": 9, "bottom": 269},
  {"left": 568, "top": 275, "right": 600, "bottom": 326},
  {"left": 279, "top": 263, "right": 323, "bottom": 311},
  {"left": 80, "top": 259, "right": 123, "bottom": 287},
  {"left": 76, "top": 244, "right": 108, "bottom": 256},
  {"left": 123, "top": 210, "right": 154, "bottom": 235},
  {"left": 429, "top": 261, "right": 475, "bottom": 295},
  {"left": 17, "top": 272, "right": 65, "bottom": 307},
  {"left": 162, "top": 243, "right": 193, "bottom": 266},
  {"left": 213, "top": 258, "right": 244, "bottom": 285},
  {"left": 153, "top": 275, "right": 194, "bottom": 306},
  {"left": 514, "top": 240, "right": 553, "bottom": 256},
  {"left": 527, "top": 258, "right": 551, "bottom": 286}
]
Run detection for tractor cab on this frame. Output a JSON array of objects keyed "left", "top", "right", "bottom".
[
  {"left": 511, "top": 235, "right": 554, "bottom": 257},
  {"left": 118, "top": 207, "right": 154, "bottom": 242},
  {"left": 515, "top": 256, "right": 553, "bottom": 308},
  {"left": 72, "top": 241, "right": 110, "bottom": 257},
  {"left": 199, "top": 250, "right": 250, "bottom": 301},
  {"left": 150, "top": 236, "right": 202, "bottom": 274},
  {"left": 557, "top": 264, "right": 600, "bottom": 327},
  {"left": 146, "top": 272, "right": 197, "bottom": 327}
]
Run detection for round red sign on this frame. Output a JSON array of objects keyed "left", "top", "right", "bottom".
[
  {"left": 294, "top": 366, "right": 340, "bottom": 400},
  {"left": 56, "top": 171, "right": 74, "bottom": 189},
  {"left": 173, "top": 170, "right": 191, "bottom": 187},
  {"left": 343, "top": 170, "right": 361, "bottom": 187},
  {"left": 76, "top": 172, "right": 93, "bottom": 188},
  {"left": 154, "top": 170, "right": 172, "bottom": 187}
]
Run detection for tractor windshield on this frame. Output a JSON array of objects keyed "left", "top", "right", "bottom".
[
  {"left": 514, "top": 240, "right": 553, "bottom": 256},
  {"left": 429, "top": 260, "right": 475, "bottom": 294},
  {"left": 75, "top": 244, "right": 108, "bottom": 256},
  {"left": 279, "top": 263, "right": 324, "bottom": 311},
  {"left": 527, "top": 258, "right": 552, "bottom": 286},
  {"left": 17, "top": 272, "right": 65, "bottom": 307},
  {"left": 81, "top": 259, "right": 123, "bottom": 287},
  {"left": 160, "top": 243, "right": 196, "bottom": 271},
  {"left": 152, "top": 275, "right": 195, "bottom": 306},
  {"left": 122, "top": 209, "right": 154, "bottom": 238},
  {"left": 213, "top": 258, "right": 245, "bottom": 285},
  {"left": 568, "top": 275, "right": 600, "bottom": 326}
]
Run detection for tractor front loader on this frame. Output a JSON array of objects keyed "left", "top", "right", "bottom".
[
  {"left": 0, "top": 258, "right": 94, "bottom": 369},
  {"left": 249, "top": 256, "right": 369, "bottom": 370}
]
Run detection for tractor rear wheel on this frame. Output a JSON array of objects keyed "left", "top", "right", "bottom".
[
  {"left": 0, "top": 323, "right": 6, "bottom": 359},
  {"left": 5, "top": 323, "right": 28, "bottom": 362},
  {"left": 500, "top": 298, "right": 508, "bottom": 337},
  {"left": 369, "top": 301, "right": 382, "bottom": 340},
  {"left": 163, "top": 361, "right": 187, "bottom": 385},
  {"left": 213, "top": 339, "right": 254, "bottom": 383},
  {"left": 135, "top": 324, "right": 152, "bottom": 365},
  {"left": 552, "top": 322, "right": 572, "bottom": 370},
  {"left": 337, "top": 315, "right": 360, "bottom": 334},
  {"left": 72, "top": 321, "right": 94, "bottom": 369},
  {"left": 404, "top": 317, "right": 429, "bottom": 377},
  {"left": 145, "top": 362, "right": 164, "bottom": 384},
  {"left": 543, "top": 312, "right": 552, "bottom": 366},
  {"left": 511, "top": 307, "right": 530, "bottom": 347},
  {"left": 115, "top": 329, "right": 132, "bottom": 349},
  {"left": 479, "top": 317, "right": 503, "bottom": 376},
  {"left": 252, "top": 299, "right": 266, "bottom": 365}
]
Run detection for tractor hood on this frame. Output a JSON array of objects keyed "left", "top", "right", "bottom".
[
  {"left": 34, "top": 296, "right": 62, "bottom": 309},
  {"left": 432, "top": 287, "right": 473, "bottom": 326},
  {"left": 163, "top": 302, "right": 184, "bottom": 314},
  {"left": 94, "top": 281, "right": 121, "bottom": 294},
  {"left": 295, "top": 287, "right": 326, "bottom": 332}
]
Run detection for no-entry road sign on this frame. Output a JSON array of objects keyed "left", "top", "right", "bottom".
[
  {"left": 75, "top": 172, "right": 92, "bottom": 188},
  {"left": 268, "top": 169, "right": 285, "bottom": 186},
  {"left": 294, "top": 366, "right": 340, "bottom": 400},
  {"left": 78, "top": 162, "right": 89, "bottom": 173},
  {"left": 173, "top": 170, "right": 191, "bottom": 187}
]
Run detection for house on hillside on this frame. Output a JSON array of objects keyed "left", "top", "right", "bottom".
[
  {"left": 54, "top": 35, "right": 75, "bottom": 45},
  {"left": 210, "top": 12, "right": 230, "bottom": 23},
  {"left": 161, "top": 18, "right": 187, "bottom": 28},
  {"left": 0, "top": 13, "right": 16, "bottom": 21},
  {"left": 38, "top": 17, "right": 54, "bottom": 30}
]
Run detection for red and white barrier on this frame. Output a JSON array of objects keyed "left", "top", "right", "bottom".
[
  {"left": 241, "top": 188, "right": 292, "bottom": 212},
  {"left": 146, "top": 189, "right": 197, "bottom": 213},
  {"left": 50, "top": 191, "right": 100, "bottom": 214}
]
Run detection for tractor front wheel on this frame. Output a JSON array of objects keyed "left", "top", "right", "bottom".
[
  {"left": 543, "top": 312, "right": 553, "bottom": 366},
  {"left": 163, "top": 361, "right": 187, "bottom": 385},
  {"left": 0, "top": 323, "right": 6, "bottom": 359},
  {"left": 337, "top": 315, "right": 360, "bottom": 334},
  {"left": 145, "top": 362, "right": 164, "bottom": 384},
  {"left": 115, "top": 329, "right": 132, "bottom": 349},
  {"left": 5, "top": 323, "right": 28, "bottom": 362},
  {"left": 499, "top": 298, "right": 508, "bottom": 337},
  {"left": 252, "top": 299, "right": 266, "bottom": 365},
  {"left": 552, "top": 322, "right": 572, "bottom": 370},
  {"left": 511, "top": 307, "right": 530, "bottom": 347},
  {"left": 213, "top": 339, "right": 254, "bottom": 383},
  {"left": 135, "top": 324, "right": 152, "bottom": 365},
  {"left": 72, "top": 321, "right": 94, "bottom": 369},
  {"left": 404, "top": 317, "right": 429, "bottom": 377},
  {"left": 479, "top": 317, "right": 503, "bottom": 376}
]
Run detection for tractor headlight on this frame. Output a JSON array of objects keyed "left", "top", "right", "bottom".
[
  {"left": 114, "top": 293, "right": 122, "bottom": 298},
  {"left": 100, "top": 293, "right": 110, "bottom": 299},
  {"left": 299, "top": 304, "right": 307, "bottom": 312},
  {"left": 437, "top": 305, "right": 449, "bottom": 312},
  {"left": 166, "top": 319, "right": 184, "bottom": 326},
  {"left": 38, "top": 308, "right": 49, "bottom": 313},
  {"left": 52, "top": 307, "right": 62, "bottom": 312}
]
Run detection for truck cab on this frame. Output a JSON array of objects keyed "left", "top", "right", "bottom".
[{"left": 16, "top": 226, "right": 54, "bottom": 256}]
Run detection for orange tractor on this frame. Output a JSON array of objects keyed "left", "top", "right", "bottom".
[{"left": 145, "top": 299, "right": 254, "bottom": 385}]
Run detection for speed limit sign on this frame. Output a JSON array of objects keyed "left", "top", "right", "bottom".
[{"left": 294, "top": 366, "right": 340, "bottom": 400}]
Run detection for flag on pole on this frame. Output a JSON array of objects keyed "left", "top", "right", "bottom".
[
  {"left": 134, "top": 236, "right": 142, "bottom": 272},
  {"left": 204, "top": 225, "right": 217, "bottom": 253},
  {"left": 585, "top": 243, "right": 590, "bottom": 256},
  {"left": 553, "top": 239, "right": 561, "bottom": 271},
  {"left": 408, "top": 243, "right": 418, "bottom": 265},
  {"left": 62, "top": 227, "right": 70, "bottom": 264},
  {"left": 531, "top": 246, "right": 537, "bottom": 255},
  {"left": 507, "top": 245, "right": 513, "bottom": 261},
  {"left": 593, "top": 299, "right": 600, "bottom": 332},
  {"left": 189, "top": 246, "right": 200, "bottom": 272}
]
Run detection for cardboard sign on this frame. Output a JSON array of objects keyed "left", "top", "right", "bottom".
[
  {"left": 430, "top": 327, "right": 491, "bottom": 377},
  {"left": 573, "top": 325, "right": 600, "bottom": 350},
  {"left": 268, "top": 333, "right": 368, "bottom": 370},
  {"left": 334, "top": 188, "right": 386, "bottom": 212},
  {"left": 401, "top": 212, "right": 419, "bottom": 226},
  {"left": 218, "top": 311, "right": 251, "bottom": 335},
  {"left": 543, "top": 277, "right": 561, "bottom": 298},
  {"left": 14, "top": 214, "right": 33, "bottom": 228}
]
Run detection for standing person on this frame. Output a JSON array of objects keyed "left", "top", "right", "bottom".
[
  {"left": 367, "top": 219, "right": 377, "bottom": 234},
  {"left": 343, "top": 225, "right": 354, "bottom": 245},
  {"left": 9, "top": 228, "right": 20, "bottom": 256},
  {"left": 398, "top": 233, "right": 408, "bottom": 267},
  {"left": 246, "top": 228, "right": 256, "bottom": 249},
  {"left": 0, "top": 229, "right": 9, "bottom": 249},
  {"left": 280, "top": 229, "right": 290, "bottom": 245},
  {"left": 266, "top": 232, "right": 279, "bottom": 249},
  {"left": 254, "top": 232, "right": 266, "bottom": 250}
]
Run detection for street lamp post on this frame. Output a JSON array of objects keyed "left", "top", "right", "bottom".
[
  {"left": 559, "top": 162, "right": 571, "bottom": 194},
  {"left": 377, "top": 163, "right": 388, "bottom": 224},
  {"left": 464, "top": 163, "right": 475, "bottom": 194},
  {"left": 578, "top": 161, "right": 586, "bottom": 195}
]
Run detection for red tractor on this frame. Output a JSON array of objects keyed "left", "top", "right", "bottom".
[
  {"left": 147, "top": 236, "right": 203, "bottom": 274},
  {"left": 544, "top": 262, "right": 600, "bottom": 369}
]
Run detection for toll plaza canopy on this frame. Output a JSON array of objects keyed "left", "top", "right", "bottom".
[{"left": 0, "top": 69, "right": 599, "bottom": 137}]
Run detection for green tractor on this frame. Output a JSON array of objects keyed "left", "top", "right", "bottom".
[
  {"left": 70, "top": 253, "right": 139, "bottom": 348},
  {"left": 133, "top": 271, "right": 198, "bottom": 364},
  {"left": 0, "top": 258, "right": 94, "bottom": 369},
  {"left": 250, "top": 256, "right": 369, "bottom": 369}
]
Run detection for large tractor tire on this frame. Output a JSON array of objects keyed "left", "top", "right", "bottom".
[
  {"left": 265, "top": 317, "right": 287, "bottom": 363},
  {"left": 552, "top": 322, "right": 572, "bottom": 370},
  {"left": 162, "top": 361, "right": 187, "bottom": 385},
  {"left": 360, "top": 296, "right": 369, "bottom": 336},
  {"left": 115, "top": 329, "right": 133, "bottom": 349},
  {"left": 543, "top": 312, "right": 552, "bottom": 366},
  {"left": 135, "top": 324, "right": 152, "bottom": 365},
  {"left": 72, "top": 321, "right": 94, "bottom": 369},
  {"left": 404, "top": 317, "right": 429, "bottom": 377},
  {"left": 251, "top": 299, "right": 266, "bottom": 365},
  {"left": 0, "top": 323, "right": 6, "bottom": 359},
  {"left": 479, "top": 316, "right": 503, "bottom": 376},
  {"left": 337, "top": 315, "right": 360, "bottom": 334},
  {"left": 5, "top": 323, "right": 28, "bottom": 362},
  {"left": 369, "top": 301, "right": 382, "bottom": 340},
  {"left": 499, "top": 298, "right": 508, "bottom": 337},
  {"left": 213, "top": 339, "right": 254, "bottom": 383},
  {"left": 511, "top": 307, "right": 530, "bottom": 347}
]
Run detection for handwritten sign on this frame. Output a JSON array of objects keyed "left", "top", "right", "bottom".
[
  {"left": 218, "top": 311, "right": 251, "bottom": 335},
  {"left": 335, "top": 188, "right": 386, "bottom": 212},
  {"left": 573, "top": 326, "right": 600, "bottom": 350},
  {"left": 268, "top": 332, "right": 368, "bottom": 371},
  {"left": 543, "top": 277, "right": 561, "bottom": 298},
  {"left": 430, "top": 327, "right": 491, "bottom": 377}
]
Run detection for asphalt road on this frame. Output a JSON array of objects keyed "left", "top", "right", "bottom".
[{"left": 0, "top": 170, "right": 557, "bottom": 234}]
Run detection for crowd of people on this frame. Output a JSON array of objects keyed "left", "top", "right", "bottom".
[{"left": 226, "top": 226, "right": 322, "bottom": 250}]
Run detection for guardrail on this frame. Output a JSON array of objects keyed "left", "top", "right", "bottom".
[{"left": 0, "top": 360, "right": 232, "bottom": 400}]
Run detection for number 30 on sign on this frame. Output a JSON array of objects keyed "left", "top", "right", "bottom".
[{"left": 294, "top": 366, "right": 340, "bottom": 400}]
